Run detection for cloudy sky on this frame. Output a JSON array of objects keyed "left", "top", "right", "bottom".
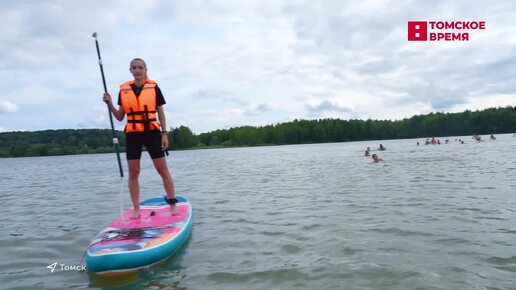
[{"left": 1, "top": 0, "right": 515, "bottom": 133}]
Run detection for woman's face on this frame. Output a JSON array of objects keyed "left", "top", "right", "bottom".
[{"left": 130, "top": 60, "right": 146, "bottom": 80}]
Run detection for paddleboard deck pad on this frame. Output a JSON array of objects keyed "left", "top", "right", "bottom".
[{"left": 85, "top": 195, "right": 192, "bottom": 275}]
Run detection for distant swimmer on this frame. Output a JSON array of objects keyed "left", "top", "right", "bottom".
[
  {"left": 378, "top": 144, "right": 386, "bottom": 150},
  {"left": 372, "top": 154, "right": 383, "bottom": 163},
  {"left": 417, "top": 142, "right": 420, "bottom": 146},
  {"left": 490, "top": 134, "right": 496, "bottom": 140},
  {"left": 364, "top": 149, "right": 370, "bottom": 156}
]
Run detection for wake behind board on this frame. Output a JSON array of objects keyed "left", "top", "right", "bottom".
[{"left": 85, "top": 196, "right": 193, "bottom": 275}]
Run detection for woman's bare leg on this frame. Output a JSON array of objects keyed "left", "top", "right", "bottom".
[
  {"left": 152, "top": 157, "right": 176, "bottom": 213},
  {"left": 128, "top": 159, "right": 141, "bottom": 218}
]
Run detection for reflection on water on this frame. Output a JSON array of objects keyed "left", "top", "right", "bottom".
[{"left": 1, "top": 134, "right": 515, "bottom": 289}]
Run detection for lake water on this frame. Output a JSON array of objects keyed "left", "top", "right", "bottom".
[{"left": 1, "top": 134, "right": 515, "bottom": 290}]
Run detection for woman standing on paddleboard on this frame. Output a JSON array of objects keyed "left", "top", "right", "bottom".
[{"left": 102, "top": 58, "right": 176, "bottom": 218}]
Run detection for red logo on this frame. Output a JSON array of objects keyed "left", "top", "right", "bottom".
[
  {"left": 408, "top": 21, "right": 427, "bottom": 41},
  {"left": 407, "top": 21, "right": 486, "bottom": 42}
]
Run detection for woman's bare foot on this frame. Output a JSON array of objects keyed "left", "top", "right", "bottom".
[
  {"left": 130, "top": 208, "right": 140, "bottom": 219},
  {"left": 170, "top": 204, "right": 178, "bottom": 215},
  {"left": 165, "top": 196, "right": 179, "bottom": 215}
]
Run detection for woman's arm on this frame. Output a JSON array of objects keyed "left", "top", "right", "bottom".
[
  {"left": 102, "top": 93, "right": 125, "bottom": 121},
  {"left": 157, "top": 105, "right": 169, "bottom": 149}
]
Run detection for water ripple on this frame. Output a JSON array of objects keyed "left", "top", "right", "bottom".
[{"left": 1, "top": 135, "right": 516, "bottom": 289}]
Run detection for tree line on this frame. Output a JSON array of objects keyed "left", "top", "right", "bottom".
[{"left": 1, "top": 106, "right": 514, "bottom": 157}]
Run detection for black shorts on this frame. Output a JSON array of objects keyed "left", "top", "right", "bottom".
[{"left": 125, "top": 131, "right": 165, "bottom": 160}]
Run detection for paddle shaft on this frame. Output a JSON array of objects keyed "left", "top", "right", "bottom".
[{"left": 92, "top": 34, "right": 124, "bottom": 178}]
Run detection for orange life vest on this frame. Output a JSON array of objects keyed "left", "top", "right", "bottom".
[{"left": 120, "top": 79, "right": 161, "bottom": 133}]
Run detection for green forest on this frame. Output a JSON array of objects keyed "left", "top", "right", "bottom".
[{"left": 1, "top": 106, "right": 515, "bottom": 157}]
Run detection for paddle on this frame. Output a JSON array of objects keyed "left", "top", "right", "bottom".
[{"left": 92, "top": 32, "right": 125, "bottom": 219}]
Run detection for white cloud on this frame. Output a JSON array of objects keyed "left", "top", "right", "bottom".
[
  {"left": 0, "top": 0, "right": 515, "bottom": 133},
  {"left": 244, "top": 103, "right": 272, "bottom": 116},
  {"left": 0, "top": 101, "right": 19, "bottom": 114}
]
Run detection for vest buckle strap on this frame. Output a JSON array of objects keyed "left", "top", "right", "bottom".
[{"left": 127, "top": 118, "right": 157, "bottom": 124}]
